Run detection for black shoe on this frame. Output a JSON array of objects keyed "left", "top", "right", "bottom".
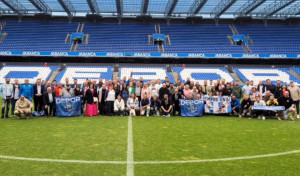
[
  {"left": 5, "top": 115, "right": 9, "bottom": 118},
  {"left": 1, "top": 116, "right": 4, "bottom": 119}
]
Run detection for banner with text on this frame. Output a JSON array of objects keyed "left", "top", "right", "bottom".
[
  {"left": 180, "top": 99, "right": 204, "bottom": 117},
  {"left": 203, "top": 96, "right": 232, "bottom": 114},
  {"left": 56, "top": 96, "right": 82, "bottom": 117}
]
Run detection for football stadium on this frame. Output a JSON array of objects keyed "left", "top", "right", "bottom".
[{"left": 1, "top": 0, "right": 300, "bottom": 175}]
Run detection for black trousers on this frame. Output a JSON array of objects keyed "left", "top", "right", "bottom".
[
  {"left": 107, "top": 101, "right": 114, "bottom": 116},
  {"left": 44, "top": 103, "right": 56, "bottom": 116},
  {"left": 1, "top": 97, "right": 11, "bottom": 117},
  {"left": 11, "top": 98, "right": 18, "bottom": 115},
  {"left": 34, "top": 95, "right": 43, "bottom": 112},
  {"left": 99, "top": 102, "right": 107, "bottom": 115},
  {"left": 173, "top": 103, "right": 181, "bottom": 116}
]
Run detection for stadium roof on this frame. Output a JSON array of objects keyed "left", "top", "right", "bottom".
[{"left": 0, "top": 0, "right": 299, "bottom": 20}]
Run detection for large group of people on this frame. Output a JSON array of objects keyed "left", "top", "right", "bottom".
[{"left": 0, "top": 75, "right": 299, "bottom": 121}]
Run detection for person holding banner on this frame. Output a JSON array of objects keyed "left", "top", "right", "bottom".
[
  {"left": 161, "top": 94, "right": 173, "bottom": 118},
  {"left": 252, "top": 96, "right": 266, "bottom": 120},
  {"left": 278, "top": 91, "right": 295, "bottom": 121},
  {"left": 230, "top": 95, "right": 241, "bottom": 116},
  {"left": 85, "top": 83, "right": 98, "bottom": 117},
  {"left": 265, "top": 95, "right": 279, "bottom": 120},
  {"left": 241, "top": 95, "right": 252, "bottom": 118},
  {"left": 171, "top": 89, "right": 182, "bottom": 116},
  {"left": 43, "top": 87, "right": 56, "bottom": 117}
]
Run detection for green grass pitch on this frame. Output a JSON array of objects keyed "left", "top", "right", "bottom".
[{"left": 0, "top": 99, "right": 300, "bottom": 175}]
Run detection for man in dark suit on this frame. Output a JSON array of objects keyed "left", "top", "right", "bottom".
[
  {"left": 171, "top": 88, "right": 182, "bottom": 116},
  {"left": 43, "top": 87, "right": 56, "bottom": 117},
  {"left": 33, "top": 78, "right": 44, "bottom": 112}
]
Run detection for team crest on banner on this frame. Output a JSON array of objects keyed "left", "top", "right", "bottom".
[
  {"left": 180, "top": 99, "right": 204, "bottom": 117},
  {"left": 56, "top": 96, "right": 82, "bottom": 117},
  {"left": 203, "top": 96, "right": 232, "bottom": 114}
]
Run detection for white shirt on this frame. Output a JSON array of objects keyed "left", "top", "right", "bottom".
[
  {"left": 254, "top": 100, "right": 266, "bottom": 106},
  {"left": 14, "top": 85, "right": 19, "bottom": 100},
  {"left": 48, "top": 93, "right": 53, "bottom": 103},
  {"left": 242, "top": 85, "right": 253, "bottom": 96},
  {"left": 37, "top": 85, "right": 41, "bottom": 94},
  {"left": 106, "top": 90, "right": 115, "bottom": 101}
]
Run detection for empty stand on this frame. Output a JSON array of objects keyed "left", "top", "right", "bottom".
[
  {"left": 77, "top": 23, "right": 158, "bottom": 53},
  {"left": 160, "top": 24, "right": 245, "bottom": 54},
  {"left": 235, "top": 24, "right": 300, "bottom": 54},
  {"left": 0, "top": 21, "right": 77, "bottom": 52}
]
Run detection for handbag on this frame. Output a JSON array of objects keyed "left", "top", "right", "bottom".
[{"left": 93, "top": 97, "right": 98, "bottom": 103}]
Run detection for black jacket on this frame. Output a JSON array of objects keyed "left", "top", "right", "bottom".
[
  {"left": 43, "top": 92, "right": 56, "bottom": 105},
  {"left": 85, "top": 89, "right": 98, "bottom": 104},
  {"left": 34, "top": 84, "right": 45, "bottom": 95},
  {"left": 171, "top": 93, "right": 182, "bottom": 105}
]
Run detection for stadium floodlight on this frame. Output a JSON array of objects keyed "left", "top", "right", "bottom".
[
  {"left": 115, "top": 0, "right": 123, "bottom": 17},
  {"left": 256, "top": 0, "right": 296, "bottom": 18},
  {"left": 234, "top": 0, "right": 266, "bottom": 17},
  {"left": 187, "top": 0, "right": 207, "bottom": 16},
  {"left": 87, "top": 0, "right": 100, "bottom": 14},
  {"left": 1, "top": 0, "right": 28, "bottom": 15},
  {"left": 141, "top": 0, "right": 149, "bottom": 15},
  {"left": 210, "top": 0, "right": 237, "bottom": 19},
  {"left": 272, "top": 2, "right": 300, "bottom": 19},
  {"left": 28, "top": 0, "right": 51, "bottom": 14},
  {"left": 164, "top": 0, "right": 179, "bottom": 17},
  {"left": 57, "top": 0, "right": 75, "bottom": 17}
]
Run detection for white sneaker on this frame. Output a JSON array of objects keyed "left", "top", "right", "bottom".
[
  {"left": 262, "top": 116, "right": 265, "bottom": 120},
  {"left": 146, "top": 114, "right": 149, "bottom": 117},
  {"left": 257, "top": 116, "right": 261, "bottom": 120},
  {"left": 162, "top": 115, "right": 166, "bottom": 117},
  {"left": 297, "top": 114, "right": 299, "bottom": 119},
  {"left": 277, "top": 117, "right": 281, "bottom": 121},
  {"left": 166, "top": 114, "right": 170, "bottom": 118},
  {"left": 238, "top": 114, "right": 241, "bottom": 118},
  {"left": 291, "top": 117, "right": 295, "bottom": 121}
]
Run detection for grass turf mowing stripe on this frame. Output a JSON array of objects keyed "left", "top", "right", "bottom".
[
  {"left": 127, "top": 116, "right": 134, "bottom": 176},
  {"left": 0, "top": 149, "right": 299, "bottom": 165}
]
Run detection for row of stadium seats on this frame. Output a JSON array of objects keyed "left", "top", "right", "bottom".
[
  {"left": 0, "top": 66, "right": 300, "bottom": 86},
  {"left": 1, "top": 21, "right": 300, "bottom": 54},
  {"left": 0, "top": 21, "right": 77, "bottom": 52},
  {"left": 235, "top": 24, "right": 300, "bottom": 54}
]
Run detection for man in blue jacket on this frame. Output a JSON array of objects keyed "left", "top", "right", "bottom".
[
  {"left": 19, "top": 78, "right": 34, "bottom": 102},
  {"left": 0, "top": 77, "right": 13, "bottom": 118},
  {"left": 231, "top": 95, "right": 241, "bottom": 117}
]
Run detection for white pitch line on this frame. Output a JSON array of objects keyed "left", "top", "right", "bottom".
[
  {"left": 127, "top": 116, "right": 134, "bottom": 176},
  {"left": 0, "top": 150, "right": 299, "bottom": 165},
  {"left": 134, "top": 149, "right": 300, "bottom": 164}
]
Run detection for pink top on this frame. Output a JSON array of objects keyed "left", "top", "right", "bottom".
[
  {"left": 141, "top": 88, "right": 151, "bottom": 99},
  {"left": 183, "top": 89, "right": 192, "bottom": 98}
]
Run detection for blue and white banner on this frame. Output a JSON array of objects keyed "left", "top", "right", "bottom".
[
  {"left": 253, "top": 106, "right": 285, "bottom": 111},
  {"left": 180, "top": 99, "right": 204, "bottom": 117},
  {"left": 56, "top": 96, "right": 82, "bottom": 117},
  {"left": 0, "top": 51, "right": 300, "bottom": 59},
  {"left": 203, "top": 96, "right": 232, "bottom": 114}
]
